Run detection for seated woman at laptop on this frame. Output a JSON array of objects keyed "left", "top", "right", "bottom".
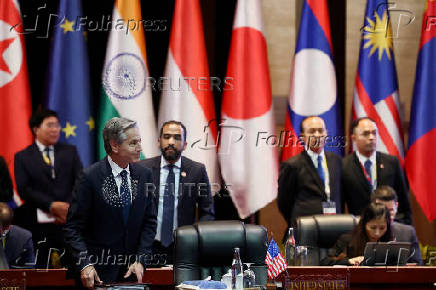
[{"left": 321, "top": 203, "right": 393, "bottom": 266}]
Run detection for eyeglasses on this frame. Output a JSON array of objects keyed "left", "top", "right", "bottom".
[{"left": 42, "top": 122, "right": 61, "bottom": 129}]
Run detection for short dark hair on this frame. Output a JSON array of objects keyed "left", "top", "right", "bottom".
[
  {"left": 29, "top": 109, "right": 58, "bottom": 133},
  {"left": 103, "top": 117, "right": 137, "bottom": 154},
  {"left": 160, "top": 120, "right": 187, "bottom": 141},
  {"left": 371, "top": 185, "right": 398, "bottom": 202},
  {"left": 0, "top": 203, "right": 13, "bottom": 227},
  {"left": 299, "top": 115, "right": 323, "bottom": 134},
  {"left": 350, "top": 117, "right": 376, "bottom": 135}
]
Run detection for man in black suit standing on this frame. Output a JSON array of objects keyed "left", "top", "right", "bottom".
[
  {"left": 278, "top": 116, "right": 342, "bottom": 237},
  {"left": 139, "top": 120, "right": 214, "bottom": 265},
  {"left": 64, "top": 117, "right": 157, "bottom": 289},
  {"left": 342, "top": 117, "right": 412, "bottom": 225},
  {"left": 14, "top": 109, "right": 82, "bottom": 268},
  {"left": 371, "top": 186, "right": 422, "bottom": 264}
]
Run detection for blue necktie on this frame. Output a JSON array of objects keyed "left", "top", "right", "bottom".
[
  {"left": 161, "top": 165, "right": 175, "bottom": 247},
  {"left": 317, "top": 155, "right": 325, "bottom": 185},
  {"left": 120, "top": 170, "right": 131, "bottom": 224},
  {"left": 364, "top": 160, "right": 372, "bottom": 188}
]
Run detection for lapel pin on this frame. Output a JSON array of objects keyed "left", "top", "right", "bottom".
[
  {"left": 380, "top": 164, "right": 384, "bottom": 169},
  {"left": 181, "top": 171, "right": 187, "bottom": 177}
]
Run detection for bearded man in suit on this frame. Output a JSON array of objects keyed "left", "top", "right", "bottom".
[{"left": 139, "top": 120, "right": 214, "bottom": 265}]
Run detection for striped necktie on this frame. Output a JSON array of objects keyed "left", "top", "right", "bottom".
[{"left": 44, "top": 147, "right": 55, "bottom": 178}]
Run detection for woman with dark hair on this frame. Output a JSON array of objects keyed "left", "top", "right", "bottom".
[{"left": 321, "top": 202, "right": 393, "bottom": 266}]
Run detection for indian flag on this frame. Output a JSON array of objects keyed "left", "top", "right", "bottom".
[{"left": 97, "top": 0, "right": 158, "bottom": 159}]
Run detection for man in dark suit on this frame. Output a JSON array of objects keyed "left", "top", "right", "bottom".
[
  {"left": 0, "top": 202, "right": 35, "bottom": 268},
  {"left": 278, "top": 116, "right": 342, "bottom": 238},
  {"left": 64, "top": 117, "right": 157, "bottom": 289},
  {"left": 0, "top": 156, "right": 13, "bottom": 202},
  {"left": 371, "top": 186, "right": 422, "bottom": 264},
  {"left": 14, "top": 109, "right": 82, "bottom": 268},
  {"left": 342, "top": 117, "right": 412, "bottom": 225},
  {"left": 139, "top": 120, "right": 214, "bottom": 265}
]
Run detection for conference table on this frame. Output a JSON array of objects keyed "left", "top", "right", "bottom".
[{"left": 0, "top": 266, "right": 435, "bottom": 289}]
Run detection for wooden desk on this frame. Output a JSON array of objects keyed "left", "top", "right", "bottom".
[
  {"left": 1, "top": 266, "right": 435, "bottom": 289},
  {"left": 0, "top": 269, "right": 74, "bottom": 289},
  {"left": 278, "top": 266, "right": 436, "bottom": 289},
  {"left": 0, "top": 268, "right": 173, "bottom": 289}
]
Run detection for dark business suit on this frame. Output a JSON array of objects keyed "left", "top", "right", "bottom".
[
  {"left": 0, "top": 156, "right": 13, "bottom": 202},
  {"left": 63, "top": 158, "right": 157, "bottom": 283},
  {"left": 139, "top": 156, "right": 214, "bottom": 264},
  {"left": 14, "top": 143, "right": 82, "bottom": 227},
  {"left": 139, "top": 156, "right": 215, "bottom": 227},
  {"left": 14, "top": 142, "right": 82, "bottom": 268},
  {"left": 342, "top": 151, "right": 412, "bottom": 225},
  {"left": 278, "top": 150, "right": 342, "bottom": 233},
  {"left": 392, "top": 222, "right": 422, "bottom": 265},
  {"left": 4, "top": 225, "right": 35, "bottom": 268}
]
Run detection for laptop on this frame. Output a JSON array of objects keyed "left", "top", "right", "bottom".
[{"left": 362, "top": 242, "right": 412, "bottom": 266}]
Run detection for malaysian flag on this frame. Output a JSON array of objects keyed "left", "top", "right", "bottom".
[
  {"left": 352, "top": 0, "right": 404, "bottom": 164},
  {"left": 265, "top": 238, "right": 287, "bottom": 279}
]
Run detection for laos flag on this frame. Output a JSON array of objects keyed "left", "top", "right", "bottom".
[
  {"left": 281, "top": 0, "right": 343, "bottom": 162},
  {"left": 405, "top": 0, "right": 436, "bottom": 221},
  {"left": 352, "top": 0, "right": 404, "bottom": 164}
]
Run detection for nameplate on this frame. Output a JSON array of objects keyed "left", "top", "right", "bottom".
[{"left": 283, "top": 274, "right": 349, "bottom": 290}]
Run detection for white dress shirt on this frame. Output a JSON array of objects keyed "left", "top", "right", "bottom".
[
  {"left": 356, "top": 150, "right": 377, "bottom": 189},
  {"left": 306, "top": 149, "right": 331, "bottom": 200},
  {"left": 107, "top": 155, "right": 132, "bottom": 202}
]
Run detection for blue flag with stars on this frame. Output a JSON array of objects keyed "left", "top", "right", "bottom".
[{"left": 46, "top": 0, "right": 94, "bottom": 166}]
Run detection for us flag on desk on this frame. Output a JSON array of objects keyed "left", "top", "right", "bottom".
[{"left": 265, "top": 238, "right": 287, "bottom": 279}]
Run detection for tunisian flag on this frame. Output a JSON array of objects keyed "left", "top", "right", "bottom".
[
  {"left": 219, "top": 0, "right": 278, "bottom": 218},
  {"left": 0, "top": 0, "right": 33, "bottom": 202},
  {"left": 158, "top": 0, "right": 219, "bottom": 186}
]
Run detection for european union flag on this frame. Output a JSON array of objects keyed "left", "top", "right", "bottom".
[{"left": 46, "top": 0, "right": 94, "bottom": 166}]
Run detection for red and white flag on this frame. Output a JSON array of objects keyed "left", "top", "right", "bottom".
[
  {"left": 158, "top": 0, "right": 219, "bottom": 186},
  {"left": 265, "top": 238, "right": 287, "bottom": 279},
  {"left": 219, "top": 0, "right": 278, "bottom": 218},
  {"left": 0, "top": 0, "right": 33, "bottom": 206},
  {"left": 352, "top": 0, "right": 404, "bottom": 164}
]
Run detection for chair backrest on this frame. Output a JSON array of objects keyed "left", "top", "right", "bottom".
[
  {"left": 174, "top": 220, "right": 268, "bottom": 285},
  {"left": 296, "top": 214, "right": 358, "bottom": 264}
]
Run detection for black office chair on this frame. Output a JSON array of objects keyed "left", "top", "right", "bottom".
[
  {"left": 295, "top": 214, "right": 359, "bottom": 265},
  {"left": 173, "top": 220, "right": 268, "bottom": 285}
]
